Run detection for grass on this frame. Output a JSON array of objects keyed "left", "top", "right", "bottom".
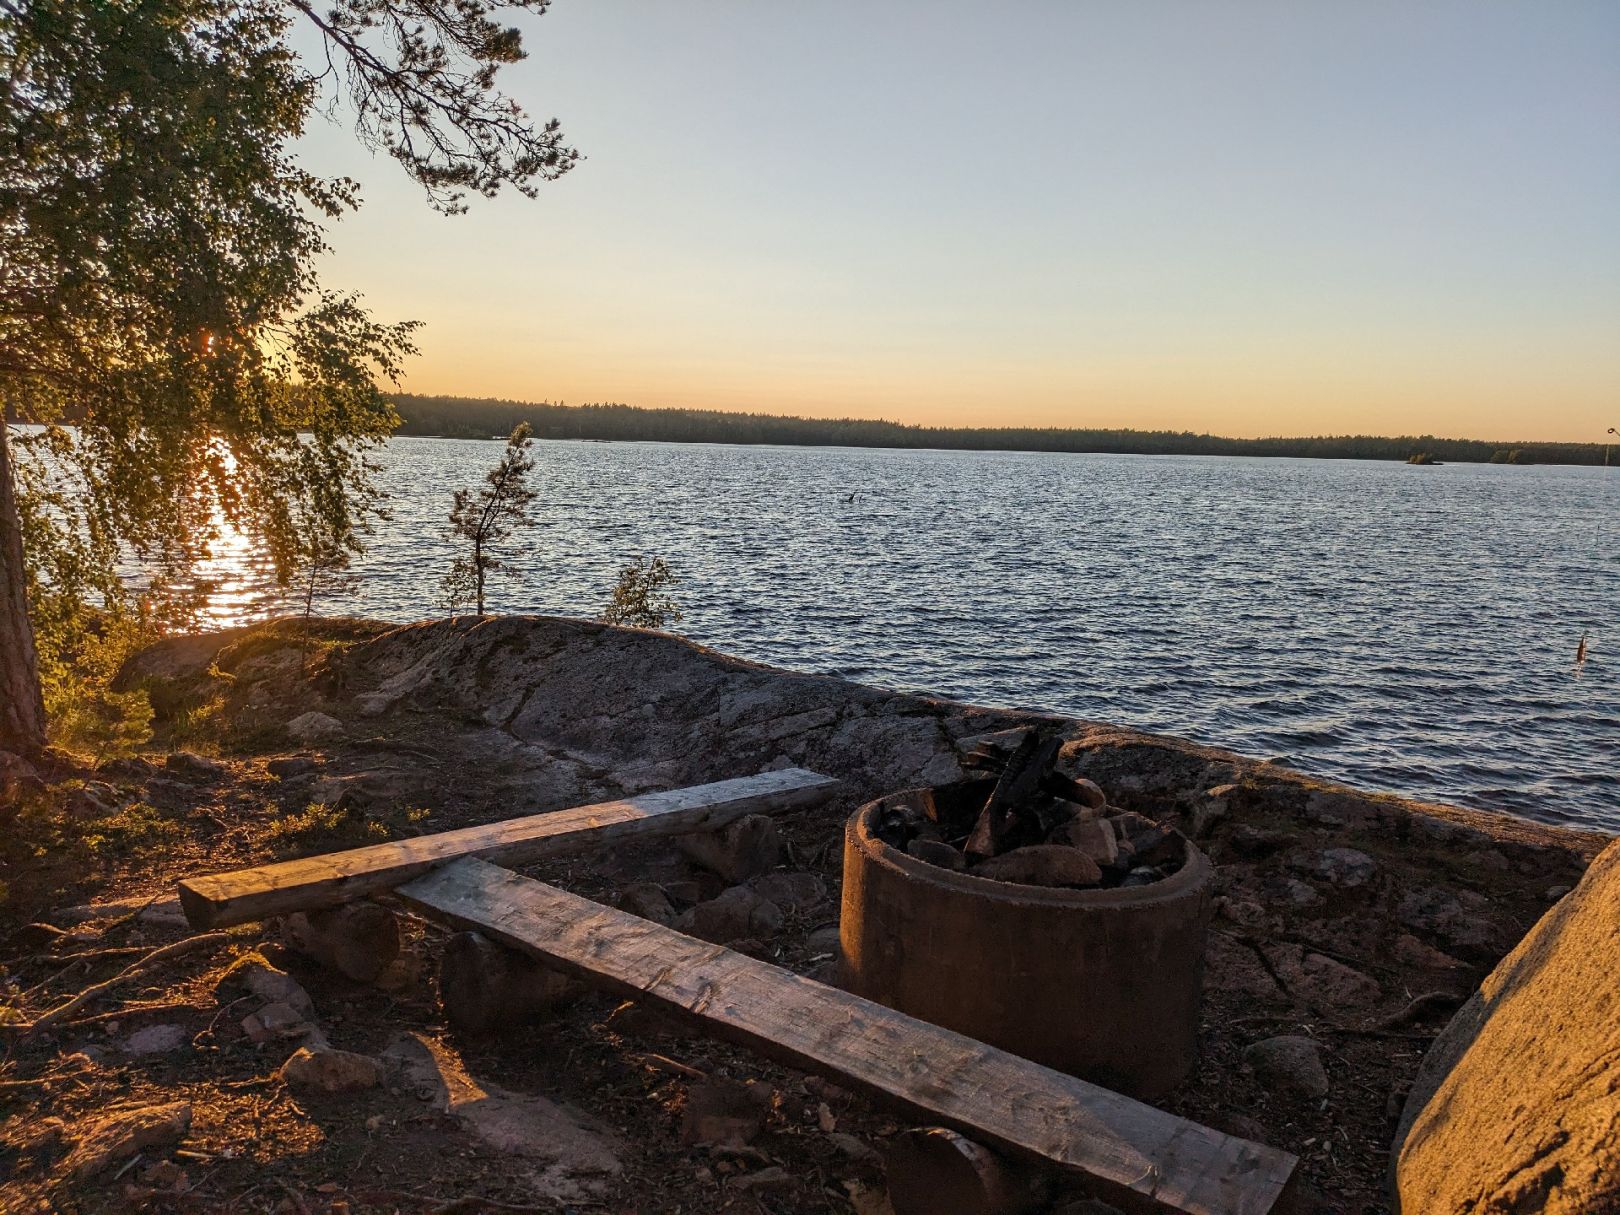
[{"left": 264, "top": 802, "right": 431, "bottom": 854}]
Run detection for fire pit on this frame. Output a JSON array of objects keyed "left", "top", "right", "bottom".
[{"left": 838, "top": 731, "right": 1213, "bottom": 1100}]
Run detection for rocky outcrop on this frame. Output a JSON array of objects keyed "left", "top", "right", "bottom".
[
  {"left": 1392, "top": 839, "right": 1620, "bottom": 1214},
  {"left": 121, "top": 614, "right": 1607, "bottom": 862},
  {"left": 102, "top": 613, "right": 1611, "bottom": 1210}
]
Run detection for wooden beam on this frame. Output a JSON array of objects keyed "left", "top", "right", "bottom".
[
  {"left": 178, "top": 768, "right": 839, "bottom": 929},
  {"left": 398, "top": 857, "right": 1298, "bottom": 1215}
]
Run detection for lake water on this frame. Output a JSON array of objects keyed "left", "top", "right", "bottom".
[{"left": 206, "top": 438, "right": 1620, "bottom": 831}]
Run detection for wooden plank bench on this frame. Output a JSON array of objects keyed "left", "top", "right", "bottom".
[
  {"left": 399, "top": 856, "right": 1299, "bottom": 1215},
  {"left": 178, "top": 768, "right": 839, "bottom": 928}
]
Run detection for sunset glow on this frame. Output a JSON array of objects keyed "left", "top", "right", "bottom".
[{"left": 293, "top": 2, "right": 1620, "bottom": 442}]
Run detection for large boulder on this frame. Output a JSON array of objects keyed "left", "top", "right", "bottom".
[{"left": 1391, "top": 839, "right": 1620, "bottom": 1214}]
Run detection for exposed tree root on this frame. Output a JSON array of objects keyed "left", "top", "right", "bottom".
[{"left": 1, "top": 932, "right": 232, "bottom": 1036}]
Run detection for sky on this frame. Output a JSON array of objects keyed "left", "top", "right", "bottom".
[{"left": 293, "top": 2, "right": 1620, "bottom": 441}]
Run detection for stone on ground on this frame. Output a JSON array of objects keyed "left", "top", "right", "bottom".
[
  {"left": 279, "top": 1045, "right": 383, "bottom": 1095},
  {"left": 1243, "top": 1035, "right": 1329, "bottom": 1100},
  {"left": 974, "top": 844, "right": 1102, "bottom": 888},
  {"left": 749, "top": 871, "right": 827, "bottom": 910},
  {"left": 1392, "top": 838, "right": 1620, "bottom": 1215},
  {"left": 677, "top": 886, "right": 785, "bottom": 943},
  {"left": 122, "top": 1024, "right": 188, "bottom": 1055},
  {"left": 61, "top": 1101, "right": 191, "bottom": 1182},
  {"left": 677, "top": 814, "right": 786, "bottom": 883},
  {"left": 285, "top": 710, "right": 345, "bottom": 743},
  {"left": 214, "top": 952, "right": 314, "bottom": 1015},
  {"left": 680, "top": 1077, "right": 773, "bottom": 1147}
]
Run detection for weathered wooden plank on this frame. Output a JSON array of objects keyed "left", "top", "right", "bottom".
[
  {"left": 178, "top": 768, "right": 839, "bottom": 929},
  {"left": 398, "top": 857, "right": 1298, "bottom": 1215}
]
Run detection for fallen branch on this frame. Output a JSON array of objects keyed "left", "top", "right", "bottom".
[
  {"left": 1, "top": 932, "right": 232, "bottom": 1035},
  {"left": 1365, "top": 990, "right": 1465, "bottom": 1032},
  {"left": 64, "top": 1000, "right": 208, "bottom": 1029}
]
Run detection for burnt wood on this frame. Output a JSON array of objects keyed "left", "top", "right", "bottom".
[{"left": 965, "top": 732, "right": 1063, "bottom": 858}]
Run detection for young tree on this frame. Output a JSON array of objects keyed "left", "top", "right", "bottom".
[
  {"left": 0, "top": 0, "right": 579, "bottom": 756},
  {"left": 601, "top": 556, "right": 683, "bottom": 630},
  {"left": 442, "top": 423, "right": 538, "bottom": 615}
]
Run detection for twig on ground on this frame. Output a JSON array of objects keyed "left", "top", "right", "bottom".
[
  {"left": 65, "top": 1000, "right": 208, "bottom": 1028},
  {"left": 0, "top": 1063, "right": 95, "bottom": 1091},
  {"left": 1368, "top": 989, "right": 1466, "bottom": 1030},
  {"left": 1, "top": 932, "right": 232, "bottom": 1035}
]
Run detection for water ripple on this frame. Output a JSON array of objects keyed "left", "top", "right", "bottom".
[{"left": 208, "top": 439, "right": 1618, "bottom": 831}]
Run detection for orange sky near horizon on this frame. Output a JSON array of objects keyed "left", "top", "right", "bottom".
[{"left": 295, "top": 3, "right": 1620, "bottom": 445}]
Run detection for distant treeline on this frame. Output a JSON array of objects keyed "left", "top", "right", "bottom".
[{"left": 390, "top": 394, "right": 1611, "bottom": 466}]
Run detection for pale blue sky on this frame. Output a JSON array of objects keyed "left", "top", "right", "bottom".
[{"left": 295, "top": 2, "right": 1620, "bottom": 439}]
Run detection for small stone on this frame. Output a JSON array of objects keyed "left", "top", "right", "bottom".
[
  {"left": 1191, "top": 786, "right": 1234, "bottom": 839},
  {"left": 825, "top": 1131, "right": 882, "bottom": 1165},
  {"left": 123, "top": 1024, "right": 188, "bottom": 1055},
  {"left": 65, "top": 785, "right": 117, "bottom": 820},
  {"left": 1393, "top": 934, "right": 1467, "bottom": 971},
  {"left": 603, "top": 999, "right": 690, "bottom": 1041},
  {"left": 241, "top": 1001, "right": 315, "bottom": 1043},
  {"left": 1227, "top": 824, "right": 1291, "bottom": 859},
  {"left": 750, "top": 872, "right": 827, "bottom": 911},
  {"left": 681, "top": 1077, "right": 773, "bottom": 1147},
  {"left": 285, "top": 711, "right": 345, "bottom": 743},
  {"left": 804, "top": 925, "right": 841, "bottom": 955},
  {"left": 1292, "top": 847, "right": 1378, "bottom": 889},
  {"left": 975, "top": 845, "right": 1102, "bottom": 888},
  {"left": 732, "top": 1165, "right": 795, "bottom": 1192},
  {"left": 1065, "top": 776, "right": 1108, "bottom": 810},
  {"left": 1243, "top": 1035, "right": 1329, "bottom": 1100},
  {"left": 1545, "top": 884, "right": 1574, "bottom": 902},
  {"left": 678, "top": 814, "right": 786, "bottom": 883},
  {"left": 164, "top": 751, "right": 226, "bottom": 781},
  {"left": 663, "top": 880, "right": 704, "bottom": 906},
  {"left": 1398, "top": 887, "right": 1498, "bottom": 953},
  {"left": 13, "top": 1117, "right": 70, "bottom": 1163},
  {"left": 678, "top": 886, "right": 785, "bottom": 943},
  {"left": 266, "top": 756, "right": 317, "bottom": 779},
  {"left": 61, "top": 1102, "right": 192, "bottom": 1182},
  {"left": 141, "top": 1159, "right": 189, "bottom": 1190},
  {"left": 618, "top": 882, "right": 678, "bottom": 926},
  {"left": 1217, "top": 896, "right": 1269, "bottom": 929},
  {"left": 282, "top": 902, "right": 401, "bottom": 983},
  {"left": 1267, "top": 945, "right": 1382, "bottom": 1009},
  {"left": 97, "top": 755, "right": 156, "bottom": 781},
  {"left": 214, "top": 952, "right": 314, "bottom": 1015},
  {"left": 905, "top": 838, "right": 965, "bottom": 870},
  {"left": 1128, "top": 825, "right": 1186, "bottom": 869},
  {"left": 1049, "top": 817, "right": 1119, "bottom": 865},
  {"left": 279, "top": 1045, "right": 383, "bottom": 1095},
  {"left": 1280, "top": 878, "right": 1322, "bottom": 908}
]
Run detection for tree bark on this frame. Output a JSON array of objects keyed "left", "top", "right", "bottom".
[{"left": 0, "top": 424, "right": 47, "bottom": 756}]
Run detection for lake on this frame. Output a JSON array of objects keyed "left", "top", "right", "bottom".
[{"left": 203, "top": 438, "right": 1620, "bottom": 831}]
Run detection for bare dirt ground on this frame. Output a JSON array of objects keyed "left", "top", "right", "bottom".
[{"left": 0, "top": 616, "right": 1605, "bottom": 1214}]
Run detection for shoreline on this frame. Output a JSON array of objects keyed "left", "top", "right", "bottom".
[{"left": 1, "top": 614, "right": 1608, "bottom": 1212}]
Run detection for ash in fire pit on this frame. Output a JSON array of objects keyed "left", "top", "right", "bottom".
[{"left": 869, "top": 729, "right": 1186, "bottom": 890}]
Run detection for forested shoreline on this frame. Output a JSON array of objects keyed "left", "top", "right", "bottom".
[{"left": 392, "top": 394, "right": 1610, "bottom": 465}]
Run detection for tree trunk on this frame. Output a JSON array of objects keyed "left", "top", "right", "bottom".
[{"left": 0, "top": 424, "right": 47, "bottom": 756}]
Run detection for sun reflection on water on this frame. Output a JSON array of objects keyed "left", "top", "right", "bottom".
[{"left": 189, "top": 514, "right": 283, "bottom": 628}]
